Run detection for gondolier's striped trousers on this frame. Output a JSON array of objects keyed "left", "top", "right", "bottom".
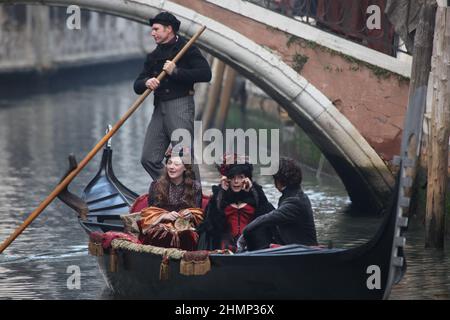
[{"left": 141, "top": 95, "right": 196, "bottom": 181}]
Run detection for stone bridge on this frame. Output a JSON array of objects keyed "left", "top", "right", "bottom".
[{"left": 0, "top": 0, "right": 412, "bottom": 211}]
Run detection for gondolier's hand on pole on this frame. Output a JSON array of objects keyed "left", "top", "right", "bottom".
[
  {"left": 0, "top": 25, "right": 207, "bottom": 254},
  {"left": 145, "top": 78, "right": 160, "bottom": 91},
  {"left": 163, "top": 60, "right": 176, "bottom": 75}
]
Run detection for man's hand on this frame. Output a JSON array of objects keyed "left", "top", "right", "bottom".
[
  {"left": 163, "top": 60, "right": 177, "bottom": 75},
  {"left": 237, "top": 234, "right": 247, "bottom": 253},
  {"left": 145, "top": 77, "right": 160, "bottom": 90}
]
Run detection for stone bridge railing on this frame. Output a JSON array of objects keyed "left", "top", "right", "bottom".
[{"left": 0, "top": 5, "right": 151, "bottom": 73}]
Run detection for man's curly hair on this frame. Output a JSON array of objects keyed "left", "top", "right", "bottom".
[{"left": 273, "top": 157, "right": 302, "bottom": 188}]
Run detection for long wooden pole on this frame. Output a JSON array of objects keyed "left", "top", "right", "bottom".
[
  {"left": 0, "top": 25, "right": 207, "bottom": 254},
  {"left": 425, "top": 4, "right": 450, "bottom": 248}
]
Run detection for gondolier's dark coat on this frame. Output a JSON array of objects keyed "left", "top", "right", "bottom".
[
  {"left": 243, "top": 186, "right": 318, "bottom": 246},
  {"left": 133, "top": 35, "right": 212, "bottom": 102},
  {"left": 197, "top": 183, "right": 275, "bottom": 251}
]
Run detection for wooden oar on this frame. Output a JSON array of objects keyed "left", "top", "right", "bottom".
[{"left": 0, "top": 25, "right": 207, "bottom": 254}]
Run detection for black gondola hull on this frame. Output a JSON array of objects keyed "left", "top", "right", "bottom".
[
  {"left": 94, "top": 248, "right": 389, "bottom": 299},
  {"left": 59, "top": 143, "right": 405, "bottom": 300}
]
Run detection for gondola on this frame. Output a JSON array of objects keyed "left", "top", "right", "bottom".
[{"left": 57, "top": 134, "right": 407, "bottom": 300}]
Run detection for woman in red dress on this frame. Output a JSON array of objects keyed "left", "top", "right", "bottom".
[{"left": 197, "top": 155, "right": 275, "bottom": 252}]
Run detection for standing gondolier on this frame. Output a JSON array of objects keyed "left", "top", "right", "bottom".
[{"left": 134, "top": 12, "right": 212, "bottom": 180}]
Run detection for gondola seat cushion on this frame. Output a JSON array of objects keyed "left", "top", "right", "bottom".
[
  {"left": 90, "top": 231, "right": 141, "bottom": 249},
  {"left": 201, "top": 194, "right": 210, "bottom": 211},
  {"left": 120, "top": 212, "right": 142, "bottom": 237},
  {"left": 129, "top": 193, "right": 150, "bottom": 214}
]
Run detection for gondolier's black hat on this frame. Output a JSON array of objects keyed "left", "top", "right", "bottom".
[{"left": 149, "top": 12, "right": 181, "bottom": 32}]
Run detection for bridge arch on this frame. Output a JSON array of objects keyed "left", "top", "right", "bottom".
[{"left": 1, "top": 0, "right": 395, "bottom": 210}]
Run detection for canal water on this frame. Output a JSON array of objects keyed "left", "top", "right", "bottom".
[{"left": 0, "top": 63, "right": 449, "bottom": 300}]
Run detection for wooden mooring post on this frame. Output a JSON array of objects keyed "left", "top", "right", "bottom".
[
  {"left": 425, "top": 0, "right": 450, "bottom": 248},
  {"left": 202, "top": 59, "right": 225, "bottom": 131},
  {"left": 214, "top": 66, "right": 237, "bottom": 130},
  {"left": 400, "top": 0, "right": 434, "bottom": 219}
]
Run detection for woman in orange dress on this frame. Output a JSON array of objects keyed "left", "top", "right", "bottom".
[{"left": 139, "top": 148, "right": 203, "bottom": 251}]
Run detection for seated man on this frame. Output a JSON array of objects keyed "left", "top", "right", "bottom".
[{"left": 239, "top": 157, "right": 318, "bottom": 251}]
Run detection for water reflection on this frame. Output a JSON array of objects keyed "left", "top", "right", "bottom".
[{"left": 0, "top": 65, "right": 448, "bottom": 299}]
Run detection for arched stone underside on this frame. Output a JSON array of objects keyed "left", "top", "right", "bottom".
[{"left": 1, "top": 0, "right": 395, "bottom": 211}]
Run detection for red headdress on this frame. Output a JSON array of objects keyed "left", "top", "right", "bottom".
[{"left": 217, "top": 153, "right": 253, "bottom": 179}]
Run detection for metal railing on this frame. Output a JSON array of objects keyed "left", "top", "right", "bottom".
[{"left": 246, "top": 0, "right": 409, "bottom": 57}]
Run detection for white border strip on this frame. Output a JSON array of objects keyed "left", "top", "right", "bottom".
[{"left": 206, "top": 0, "right": 412, "bottom": 78}]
